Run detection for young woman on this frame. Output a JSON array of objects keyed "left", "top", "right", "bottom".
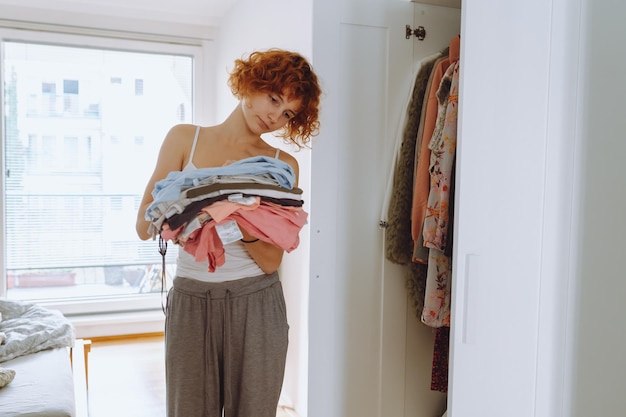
[{"left": 135, "top": 49, "right": 322, "bottom": 417}]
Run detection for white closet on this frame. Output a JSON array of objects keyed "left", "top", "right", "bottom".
[{"left": 308, "top": 0, "right": 626, "bottom": 416}]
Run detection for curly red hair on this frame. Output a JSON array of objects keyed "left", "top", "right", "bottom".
[{"left": 228, "top": 49, "right": 322, "bottom": 148}]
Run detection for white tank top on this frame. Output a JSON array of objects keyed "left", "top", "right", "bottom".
[{"left": 175, "top": 126, "right": 265, "bottom": 282}]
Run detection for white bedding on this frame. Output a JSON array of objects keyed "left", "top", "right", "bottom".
[
  {"left": 0, "top": 347, "right": 75, "bottom": 417},
  {"left": 0, "top": 299, "right": 75, "bottom": 363}
]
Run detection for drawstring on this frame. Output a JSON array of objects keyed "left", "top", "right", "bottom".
[
  {"left": 202, "top": 289, "right": 232, "bottom": 414},
  {"left": 204, "top": 289, "right": 212, "bottom": 414},
  {"left": 158, "top": 235, "right": 168, "bottom": 315},
  {"left": 224, "top": 289, "right": 233, "bottom": 413}
]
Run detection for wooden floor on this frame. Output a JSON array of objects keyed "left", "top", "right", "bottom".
[
  {"left": 86, "top": 334, "right": 295, "bottom": 417},
  {"left": 87, "top": 335, "right": 166, "bottom": 417}
]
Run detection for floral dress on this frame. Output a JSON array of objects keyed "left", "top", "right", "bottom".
[{"left": 421, "top": 61, "right": 459, "bottom": 328}]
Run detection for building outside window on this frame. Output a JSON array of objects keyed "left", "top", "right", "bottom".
[{"left": 1, "top": 28, "right": 205, "bottom": 318}]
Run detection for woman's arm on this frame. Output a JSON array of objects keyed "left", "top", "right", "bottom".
[{"left": 135, "top": 125, "right": 191, "bottom": 240}]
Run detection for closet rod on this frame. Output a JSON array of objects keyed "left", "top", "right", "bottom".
[{"left": 406, "top": 25, "right": 426, "bottom": 41}]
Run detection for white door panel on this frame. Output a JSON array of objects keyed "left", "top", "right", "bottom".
[
  {"left": 448, "top": 1, "right": 575, "bottom": 416},
  {"left": 311, "top": 1, "right": 459, "bottom": 417}
]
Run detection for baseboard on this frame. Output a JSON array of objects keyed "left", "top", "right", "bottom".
[{"left": 88, "top": 332, "right": 164, "bottom": 343}]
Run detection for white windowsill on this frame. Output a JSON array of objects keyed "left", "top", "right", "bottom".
[{"left": 67, "top": 309, "right": 165, "bottom": 339}]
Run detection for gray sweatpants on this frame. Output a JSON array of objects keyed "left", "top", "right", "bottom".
[{"left": 165, "top": 272, "right": 289, "bottom": 417}]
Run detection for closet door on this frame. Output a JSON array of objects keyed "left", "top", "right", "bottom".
[
  {"left": 309, "top": 1, "right": 460, "bottom": 417},
  {"left": 309, "top": 1, "right": 414, "bottom": 416},
  {"left": 448, "top": 1, "right": 582, "bottom": 416}
]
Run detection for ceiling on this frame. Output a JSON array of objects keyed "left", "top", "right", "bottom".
[{"left": 0, "top": 0, "right": 238, "bottom": 26}]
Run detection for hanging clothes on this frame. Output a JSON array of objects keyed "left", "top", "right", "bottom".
[
  {"left": 430, "top": 326, "right": 450, "bottom": 392},
  {"left": 383, "top": 51, "right": 443, "bottom": 265},
  {"left": 420, "top": 36, "right": 461, "bottom": 395},
  {"left": 381, "top": 50, "right": 448, "bottom": 316},
  {"left": 421, "top": 60, "right": 460, "bottom": 329},
  {"left": 412, "top": 35, "right": 461, "bottom": 264},
  {"left": 382, "top": 34, "right": 461, "bottom": 396},
  {"left": 405, "top": 52, "right": 451, "bottom": 315}
]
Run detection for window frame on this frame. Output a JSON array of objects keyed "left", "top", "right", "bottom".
[{"left": 0, "top": 24, "right": 214, "bottom": 318}]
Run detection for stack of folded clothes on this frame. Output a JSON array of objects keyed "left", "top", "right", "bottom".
[{"left": 145, "top": 155, "right": 308, "bottom": 272}]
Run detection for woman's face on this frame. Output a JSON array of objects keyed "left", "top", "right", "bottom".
[{"left": 242, "top": 91, "right": 302, "bottom": 135}]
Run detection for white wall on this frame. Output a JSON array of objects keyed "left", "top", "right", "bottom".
[
  {"left": 567, "top": 0, "right": 626, "bottom": 415},
  {"left": 214, "top": 0, "right": 314, "bottom": 120},
  {"left": 216, "top": 1, "right": 314, "bottom": 414}
]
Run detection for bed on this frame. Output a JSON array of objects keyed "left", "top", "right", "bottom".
[{"left": 0, "top": 299, "right": 88, "bottom": 417}]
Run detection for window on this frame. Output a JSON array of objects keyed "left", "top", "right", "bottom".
[
  {"left": 41, "top": 82, "right": 58, "bottom": 115},
  {"left": 63, "top": 79, "right": 79, "bottom": 94},
  {"left": 135, "top": 78, "right": 144, "bottom": 96},
  {"left": 42, "top": 82, "right": 56, "bottom": 94},
  {"left": 63, "top": 79, "right": 79, "bottom": 114},
  {"left": 1, "top": 27, "right": 207, "bottom": 316}
]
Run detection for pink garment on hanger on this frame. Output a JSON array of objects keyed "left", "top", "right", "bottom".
[{"left": 411, "top": 35, "right": 460, "bottom": 263}]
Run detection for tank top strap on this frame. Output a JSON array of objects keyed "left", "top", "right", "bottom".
[
  {"left": 274, "top": 148, "right": 280, "bottom": 159},
  {"left": 183, "top": 125, "right": 201, "bottom": 171}
]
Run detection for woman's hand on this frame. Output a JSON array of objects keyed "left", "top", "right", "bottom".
[{"left": 239, "top": 230, "right": 284, "bottom": 274}]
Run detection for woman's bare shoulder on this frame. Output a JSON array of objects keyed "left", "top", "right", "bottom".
[
  {"left": 165, "top": 123, "right": 199, "bottom": 140},
  {"left": 159, "top": 124, "right": 201, "bottom": 152}
]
